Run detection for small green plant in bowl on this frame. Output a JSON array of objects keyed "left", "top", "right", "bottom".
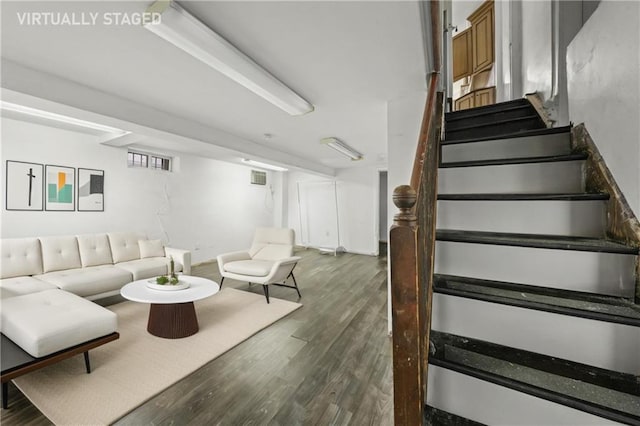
[
  {"left": 156, "top": 275, "right": 169, "bottom": 285},
  {"left": 169, "top": 276, "right": 179, "bottom": 285}
]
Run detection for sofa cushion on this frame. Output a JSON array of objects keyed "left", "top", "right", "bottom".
[
  {"left": 0, "top": 276, "right": 57, "bottom": 299},
  {"left": 115, "top": 257, "right": 174, "bottom": 280},
  {"left": 1, "top": 289, "right": 117, "bottom": 358},
  {"left": 39, "top": 236, "right": 82, "bottom": 273},
  {"left": 77, "top": 233, "right": 113, "bottom": 267},
  {"left": 223, "top": 260, "right": 273, "bottom": 277},
  {"left": 139, "top": 239, "right": 165, "bottom": 259},
  {"left": 35, "top": 265, "right": 132, "bottom": 298},
  {"left": 108, "top": 232, "right": 145, "bottom": 263},
  {"left": 1, "top": 238, "right": 43, "bottom": 279}
]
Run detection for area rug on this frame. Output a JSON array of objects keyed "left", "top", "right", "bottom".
[{"left": 13, "top": 288, "right": 302, "bottom": 425}]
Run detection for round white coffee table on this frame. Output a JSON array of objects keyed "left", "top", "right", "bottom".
[{"left": 121, "top": 276, "right": 219, "bottom": 339}]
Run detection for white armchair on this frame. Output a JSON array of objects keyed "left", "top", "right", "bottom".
[{"left": 216, "top": 228, "right": 301, "bottom": 303}]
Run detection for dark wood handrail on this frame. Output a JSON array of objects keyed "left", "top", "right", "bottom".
[{"left": 390, "top": 1, "right": 443, "bottom": 423}]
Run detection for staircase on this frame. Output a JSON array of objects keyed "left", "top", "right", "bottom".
[{"left": 425, "top": 99, "right": 640, "bottom": 425}]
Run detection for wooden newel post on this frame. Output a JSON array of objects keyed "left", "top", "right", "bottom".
[{"left": 390, "top": 185, "right": 424, "bottom": 425}]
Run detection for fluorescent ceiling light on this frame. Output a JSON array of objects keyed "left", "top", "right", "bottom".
[
  {"left": 0, "top": 101, "right": 129, "bottom": 135},
  {"left": 241, "top": 158, "right": 288, "bottom": 172},
  {"left": 320, "top": 137, "right": 363, "bottom": 161},
  {"left": 144, "top": 1, "right": 314, "bottom": 116}
]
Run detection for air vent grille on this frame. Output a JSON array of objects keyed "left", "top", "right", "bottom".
[{"left": 251, "top": 170, "right": 267, "bottom": 185}]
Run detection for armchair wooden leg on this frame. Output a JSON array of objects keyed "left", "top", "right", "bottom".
[
  {"left": 262, "top": 285, "right": 270, "bottom": 304},
  {"left": 220, "top": 277, "right": 224, "bottom": 289}
]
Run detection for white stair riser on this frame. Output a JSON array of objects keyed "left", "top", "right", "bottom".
[
  {"left": 427, "top": 366, "right": 625, "bottom": 426},
  {"left": 435, "top": 241, "right": 636, "bottom": 297},
  {"left": 438, "top": 161, "right": 584, "bottom": 194},
  {"left": 441, "top": 132, "right": 571, "bottom": 163},
  {"left": 437, "top": 200, "right": 606, "bottom": 237},
  {"left": 432, "top": 293, "right": 640, "bottom": 374}
]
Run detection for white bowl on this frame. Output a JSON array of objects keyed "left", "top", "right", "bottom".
[{"left": 146, "top": 280, "right": 190, "bottom": 291}]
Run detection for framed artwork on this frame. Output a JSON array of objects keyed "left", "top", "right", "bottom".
[
  {"left": 77, "top": 168, "right": 104, "bottom": 212},
  {"left": 5, "top": 160, "right": 44, "bottom": 211},
  {"left": 45, "top": 165, "right": 75, "bottom": 211}
]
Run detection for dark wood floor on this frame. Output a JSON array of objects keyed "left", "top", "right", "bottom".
[{"left": 1, "top": 249, "right": 392, "bottom": 425}]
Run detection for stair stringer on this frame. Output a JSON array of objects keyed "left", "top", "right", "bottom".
[{"left": 572, "top": 124, "right": 640, "bottom": 302}]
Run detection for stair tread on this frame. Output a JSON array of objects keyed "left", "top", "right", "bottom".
[
  {"left": 440, "top": 153, "right": 588, "bottom": 169},
  {"left": 430, "top": 331, "right": 640, "bottom": 423},
  {"left": 445, "top": 99, "right": 530, "bottom": 119},
  {"left": 442, "top": 125, "right": 572, "bottom": 145},
  {"left": 436, "top": 229, "right": 640, "bottom": 254},
  {"left": 445, "top": 115, "right": 543, "bottom": 133},
  {"left": 434, "top": 274, "right": 640, "bottom": 326},
  {"left": 445, "top": 104, "right": 535, "bottom": 123},
  {"left": 424, "top": 405, "right": 486, "bottom": 426},
  {"left": 438, "top": 192, "right": 610, "bottom": 201}
]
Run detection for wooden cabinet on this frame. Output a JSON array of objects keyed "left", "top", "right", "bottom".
[
  {"left": 452, "top": 0, "right": 495, "bottom": 110},
  {"left": 454, "top": 92, "right": 474, "bottom": 111},
  {"left": 452, "top": 28, "right": 472, "bottom": 81},
  {"left": 468, "top": 0, "right": 494, "bottom": 73},
  {"left": 454, "top": 86, "right": 496, "bottom": 111},
  {"left": 474, "top": 86, "right": 495, "bottom": 107}
]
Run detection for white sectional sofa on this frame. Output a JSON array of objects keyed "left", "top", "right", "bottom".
[
  {"left": 0, "top": 232, "right": 191, "bottom": 301},
  {"left": 0, "top": 232, "right": 191, "bottom": 402}
]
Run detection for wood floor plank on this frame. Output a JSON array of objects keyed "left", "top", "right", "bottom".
[{"left": 0, "top": 249, "right": 392, "bottom": 425}]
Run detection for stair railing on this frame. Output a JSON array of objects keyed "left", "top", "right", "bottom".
[{"left": 390, "top": 1, "right": 443, "bottom": 423}]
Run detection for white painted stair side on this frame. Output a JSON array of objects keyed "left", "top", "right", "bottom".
[
  {"left": 437, "top": 200, "right": 606, "bottom": 237},
  {"left": 435, "top": 241, "right": 636, "bottom": 297},
  {"left": 431, "top": 293, "right": 640, "bottom": 374},
  {"left": 438, "top": 161, "right": 584, "bottom": 194},
  {"left": 441, "top": 132, "right": 571, "bottom": 163},
  {"left": 426, "top": 366, "right": 625, "bottom": 426}
]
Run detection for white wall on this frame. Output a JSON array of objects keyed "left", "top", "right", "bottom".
[
  {"left": 1, "top": 118, "right": 277, "bottom": 263},
  {"left": 521, "top": 0, "right": 553, "bottom": 100},
  {"left": 567, "top": 1, "right": 640, "bottom": 217},
  {"left": 451, "top": 0, "right": 482, "bottom": 31},
  {"left": 287, "top": 167, "right": 378, "bottom": 256}
]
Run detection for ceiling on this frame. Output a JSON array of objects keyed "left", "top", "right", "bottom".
[{"left": 1, "top": 1, "right": 427, "bottom": 173}]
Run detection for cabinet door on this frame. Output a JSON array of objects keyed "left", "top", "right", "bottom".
[
  {"left": 474, "top": 87, "right": 496, "bottom": 107},
  {"left": 454, "top": 93, "right": 474, "bottom": 111},
  {"left": 469, "top": 0, "right": 494, "bottom": 73},
  {"left": 452, "top": 28, "right": 472, "bottom": 82}
]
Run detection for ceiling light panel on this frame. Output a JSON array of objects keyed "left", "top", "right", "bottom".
[
  {"left": 241, "top": 158, "right": 288, "bottom": 172},
  {"left": 320, "top": 137, "right": 363, "bottom": 161},
  {"left": 144, "top": 1, "right": 314, "bottom": 116}
]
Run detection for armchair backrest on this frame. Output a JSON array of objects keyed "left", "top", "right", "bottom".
[{"left": 249, "top": 228, "right": 295, "bottom": 261}]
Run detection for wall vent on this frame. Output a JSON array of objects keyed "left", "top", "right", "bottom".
[{"left": 251, "top": 170, "right": 267, "bottom": 185}]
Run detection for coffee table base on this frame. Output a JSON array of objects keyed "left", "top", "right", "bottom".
[{"left": 147, "top": 302, "right": 199, "bottom": 339}]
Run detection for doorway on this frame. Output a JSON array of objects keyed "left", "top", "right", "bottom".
[{"left": 378, "top": 171, "right": 388, "bottom": 258}]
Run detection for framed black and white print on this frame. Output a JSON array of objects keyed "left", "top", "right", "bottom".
[
  {"left": 45, "top": 165, "right": 75, "bottom": 211},
  {"left": 6, "top": 160, "right": 44, "bottom": 211},
  {"left": 77, "top": 168, "right": 104, "bottom": 212}
]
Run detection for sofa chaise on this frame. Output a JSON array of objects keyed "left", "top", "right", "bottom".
[{"left": 0, "top": 232, "right": 192, "bottom": 407}]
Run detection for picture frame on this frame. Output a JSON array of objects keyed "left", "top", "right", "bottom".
[
  {"left": 77, "top": 168, "right": 104, "bottom": 212},
  {"left": 45, "top": 165, "right": 75, "bottom": 211},
  {"left": 5, "top": 160, "right": 44, "bottom": 211}
]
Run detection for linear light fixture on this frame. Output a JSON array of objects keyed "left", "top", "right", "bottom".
[
  {"left": 0, "top": 101, "right": 129, "bottom": 134},
  {"left": 144, "top": 1, "right": 314, "bottom": 116},
  {"left": 241, "top": 158, "right": 288, "bottom": 172},
  {"left": 320, "top": 137, "right": 363, "bottom": 161}
]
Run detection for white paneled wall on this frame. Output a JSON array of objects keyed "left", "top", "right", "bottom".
[{"left": 1, "top": 118, "right": 276, "bottom": 263}]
